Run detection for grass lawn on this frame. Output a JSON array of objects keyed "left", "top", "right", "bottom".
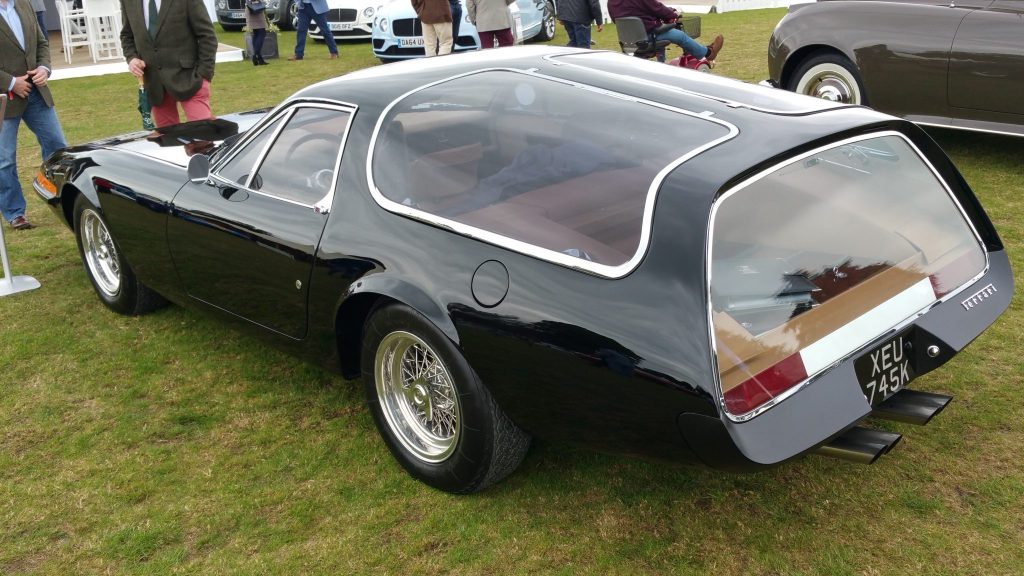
[{"left": 2, "top": 9, "right": 1023, "bottom": 575}]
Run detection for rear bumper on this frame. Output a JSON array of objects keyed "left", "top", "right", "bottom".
[{"left": 681, "top": 249, "right": 1013, "bottom": 469}]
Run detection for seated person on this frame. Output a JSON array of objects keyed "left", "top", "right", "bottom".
[{"left": 607, "top": 0, "right": 723, "bottom": 62}]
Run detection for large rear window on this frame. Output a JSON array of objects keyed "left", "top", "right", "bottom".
[
  {"left": 369, "top": 70, "right": 732, "bottom": 274},
  {"left": 710, "top": 134, "right": 985, "bottom": 418}
]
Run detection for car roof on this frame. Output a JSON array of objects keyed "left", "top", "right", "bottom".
[{"left": 293, "top": 46, "right": 900, "bottom": 196}]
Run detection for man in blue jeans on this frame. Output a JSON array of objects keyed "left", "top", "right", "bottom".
[
  {"left": 608, "top": 0, "right": 722, "bottom": 62},
  {"left": 288, "top": 0, "right": 340, "bottom": 60},
  {"left": 0, "top": 0, "right": 68, "bottom": 230}
]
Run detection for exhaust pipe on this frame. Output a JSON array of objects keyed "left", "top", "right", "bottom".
[
  {"left": 813, "top": 426, "right": 902, "bottom": 465},
  {"left": 873, "top": 389, "right": 952, "bottom": 425}
]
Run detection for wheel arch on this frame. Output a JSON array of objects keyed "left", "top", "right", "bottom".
[
  {"left": 781, "top": 45, "right": 850, "bottom": 91},
  {"left": 334, "top": 277, "right": 461, "bottom": 379}
]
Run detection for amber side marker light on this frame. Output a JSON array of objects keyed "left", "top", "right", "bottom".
[{"left": 35, "top": 171, "right": 56, "bottom": 197}]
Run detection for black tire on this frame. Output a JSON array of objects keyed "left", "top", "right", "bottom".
[
  {"left": 73, "top": 196, "right": 167, "bottom": 316},
  {"left": 532, "top": 1, "right": 556, "bottom": 42},
  {"left": 787, "top": 52, "right": 868, "bottom": 106},
  {"left": 362, "top": 303, "right": 530, "bottom": 493},
  {"left": 275, "top": 0, "right": 296, "bottom": 30}
]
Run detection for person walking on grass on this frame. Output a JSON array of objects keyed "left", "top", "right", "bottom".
[
  {"left": 0, "top": 0, "right": 67, "bottom": 230},
  {"left": 559, "top": 0, "right": 602, "bottom": 49},
  {"left": 467, "top": 0, "right": 514, "bottom": 49},
  {"left": 289, "top": 0, "right": 339, "bottom": 61},
  {"left": 120, "top": 0, "right": 219, "bottom": 127},
  {"left": 413, "top": 0, "right": 453, "bottom": 57}
]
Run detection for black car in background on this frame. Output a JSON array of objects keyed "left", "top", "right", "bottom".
[{"left": 34, "top": 47, "right": 1013, "bottom": 492}]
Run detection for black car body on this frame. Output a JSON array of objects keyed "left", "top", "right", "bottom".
[
  {"left": 767, "top": 0, "right": 1024, "bottom": 137},
  {"left": 34, "top": 46, "right": 1013, "bottom": 492}
]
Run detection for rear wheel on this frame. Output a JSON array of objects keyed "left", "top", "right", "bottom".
[
  {"left": 74, "top": 196, "right": 167, "bottom": 316},
  {"left": 362, "top": 303, "right": 530, "bottom": 493},
  {"left": 788, "top": 52, "right": 867, "bottom": 106}
]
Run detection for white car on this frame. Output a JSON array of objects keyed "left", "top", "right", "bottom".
[{"left": 371, "top": 0, "right": 556, "bottom": 62}]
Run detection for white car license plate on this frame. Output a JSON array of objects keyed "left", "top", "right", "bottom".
[
  {"left": 854, "top": 329, "right": 916, "bottom": 406},
  {"left": 229, "top": 11, "right": 244, "bottom": 18},
  {"left": 399, "top": 37, "right": 424, "bottom": 47},
  {"left": 331, "top": 22, "right": 354, "bottom": 31}
]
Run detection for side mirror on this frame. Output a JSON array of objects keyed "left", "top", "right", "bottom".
[{"left": 187, "top": 154, "right": 211, "bottom": 184}]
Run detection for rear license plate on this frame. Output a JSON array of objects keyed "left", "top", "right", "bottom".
[
  {"left": 229, "top": 11, "right": 244, "bottom": 18},
  {"left": 331, "top": 22, "right": 354, "bottom": 31},
  {"left": 855, "top": 330, "right": 916, "bottom": 406},
  {"left": 400, "top": 37, "right": 424, "bottom": 46}
]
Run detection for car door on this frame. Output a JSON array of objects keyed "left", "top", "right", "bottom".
[
  {"left": 167, "top": 103, "right": 354, "bottom": 339},
  {"left": 948, "top": 0, "right": 1024, "bottom": 118}
]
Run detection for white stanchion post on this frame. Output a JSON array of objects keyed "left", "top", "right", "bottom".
[{"left": 0, "top": 222, "right": 41, "bottom": 297}]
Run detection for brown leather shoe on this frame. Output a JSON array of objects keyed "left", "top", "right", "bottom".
[
  {"left": 328, "top": 53, "right": 339, "bottom": 59},
  {"left": 705, "top": 34, "right": 724, "bottom": 62},
  {"left": 287, "top": 55, "right": 303, "bottom": 61},
  {"left": 10, "top": 215, "right": 33, "bottom": 230}
]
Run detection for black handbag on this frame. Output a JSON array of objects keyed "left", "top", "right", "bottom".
[{"left": 248, "top": 0, "right": 266, "bottom": 12}]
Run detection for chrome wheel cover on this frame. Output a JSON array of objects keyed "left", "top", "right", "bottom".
[
  {"left": 79, "top": 208, "right": 121, "bottom": 298},
  {"left": 375, "top": 331, "right": 461, "bottom": 463},
  {"left": 795, "top": 62, "right": 862, "bottom": 105}
]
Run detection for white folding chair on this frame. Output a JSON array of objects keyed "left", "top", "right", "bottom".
[
  {"left": 82, "top": 0, "right": 123, "bottom": 62},
  {"left": 57, "top": 0, "right": 91, "bottom": 63}
]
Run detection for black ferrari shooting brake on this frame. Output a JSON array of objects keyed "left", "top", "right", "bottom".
[{"left": 34, "top": 46, "right": 1013, "bottom": 493}]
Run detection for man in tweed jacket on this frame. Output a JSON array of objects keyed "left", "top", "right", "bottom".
[
  {"left": 0, "top": 0, "right": 67, "bottom": 230},
  {"left": 120, "top": 0, "right": 218, "bottom": 127}
]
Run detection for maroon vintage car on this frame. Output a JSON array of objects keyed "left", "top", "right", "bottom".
[{"left": 767, "top": 0, "right": 1024, "bottom": 137}]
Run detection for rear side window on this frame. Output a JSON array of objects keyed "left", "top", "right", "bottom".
[
  {"left": 710, "top": 134, "right": 986, "bottom": 418},
  {"left": 370, "top": 70, "right": 731, "bottom": 271}
]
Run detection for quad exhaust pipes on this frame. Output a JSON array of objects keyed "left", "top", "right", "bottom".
[
  {"left": 814, "top": 427, "right": 902, "bottom": 465},
  {"left": 813, "top": 389, "right": 952, "bottom": 464},
  {"left": 872, "top": 389, "right": 952, "bottom": 425}
]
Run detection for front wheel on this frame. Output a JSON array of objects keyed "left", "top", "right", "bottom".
[
  {"left": 362, "top": 303, "right": 530, "bottom": 493},
  {"left": 274, "top": 0, "right": 296, "bottom": 30},
  {"left": 74, "top": 196, "right": 166, "bottom": 316},
  {"left": 533, "top": 1, "right": 556, "bottom": 42},
  {"left": 788, "top": 52, "right": 867, "bottom": 106}
]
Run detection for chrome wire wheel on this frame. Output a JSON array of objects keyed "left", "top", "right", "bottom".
[
  {"left": 375, "top": 331, "right": 461, "bottom": 463},
  {"left": 794, "top": 62, "right": 863, "bottom": 105},
  {"left": 79, "top": 208, "right": 121, "bottom": 298}
]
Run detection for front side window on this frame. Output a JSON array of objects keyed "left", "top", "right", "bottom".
[
  {"left": 709, "top": 134, "right": 986, "bottom": 418},
  {"left": 251, "top": 107, "right": 350, "bottom": 206},
  {"left": 371, "top": 70, "right": 730, "bottom": 270},
  {"left": 217, "top": 116, "right": 284, "bottom": 186}
]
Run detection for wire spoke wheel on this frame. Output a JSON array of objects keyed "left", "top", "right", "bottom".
[
  {"left": 375, "top": 330, "right": 461, "bottom": 463},
  {"left": 79, "top": 208, "right": 121, "bottom": 298}
]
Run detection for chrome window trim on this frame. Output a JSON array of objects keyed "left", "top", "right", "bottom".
[
  {"left": 541, "top": 52, "right": 842, "bottom": 116},
  {"left": 366, "top": 67, "right": 739, "bottom": 279},
  {"left": 211, "top": 99, "right": 357, "bottom": 213},
  {"left": 705, "top": 130, "right": 991, "bottom": 423}
]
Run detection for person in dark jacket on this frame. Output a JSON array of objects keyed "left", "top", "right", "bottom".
[
  {"left": 412, "top": 0, "right": 453, "bottom": 56},
  {"left": 558, "top": 0, "right": 602, "bottom": 48},
  {"left": 607, "top": 0, "right": 722, "bottom": 62}
]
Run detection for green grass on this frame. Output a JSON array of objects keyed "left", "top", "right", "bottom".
[{"left": 2, "top": 10, "right": 1023, "bottom": 574}]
